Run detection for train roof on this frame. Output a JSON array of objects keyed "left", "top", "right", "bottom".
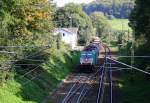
[{"left": 84, "top": 44, "right": 99, "bottom": 51}]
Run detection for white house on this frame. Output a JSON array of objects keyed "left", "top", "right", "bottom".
[{"left": 53, "top": 28, "right": 78, "bottom": 49}]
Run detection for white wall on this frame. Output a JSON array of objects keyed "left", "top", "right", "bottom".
[{"left": 54, "top": 29, "right": 77, "bottom": 49}]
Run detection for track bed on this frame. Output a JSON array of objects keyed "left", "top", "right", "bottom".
[{"left": 49, "top": 45, "right": 122, "bottom": 103}]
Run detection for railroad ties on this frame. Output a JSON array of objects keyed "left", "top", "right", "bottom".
[{"left": 55, "top": 44, "right": 116, "bottom": 103}]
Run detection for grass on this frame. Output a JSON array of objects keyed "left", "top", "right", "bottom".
[
  {"left": 0, "top": 50, "right": 80, "bottom": 103},
  {"left": 108, "top": 19, "right": 131, "bottom": 31},
  {"left": 0, "top": 78, "right": 46, "bottom": 103},
  {"left": 109, "top": 41, "right": 119, "bottom": 52},
  {"left": 110, "top": 46, "right": 118, "bottom": 52},
  {"left": 120, "top": 71, "right": 150, "bottom": 103}
]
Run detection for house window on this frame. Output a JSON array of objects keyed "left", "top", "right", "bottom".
[{"left": 63, "top": 33, "right": 65, "bottom": 36}]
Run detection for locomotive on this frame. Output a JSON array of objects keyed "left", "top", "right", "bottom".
[{"left": 79, "top": 37, "right": 101, "bottom": 72}]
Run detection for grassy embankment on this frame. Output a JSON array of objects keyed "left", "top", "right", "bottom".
[{"left": 0, "top": 49, "right": 80, "bottom": 103}]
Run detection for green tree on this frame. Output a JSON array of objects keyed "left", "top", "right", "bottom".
[
  {"left": 90, "top": 12, "right": 110, "bottom": 37},
  {"left": 83, "top": 0, "right": 135, "bottom": 18},
  {"left": 129, "top": 0, "right": 150, "bottom": 70},
  {"left": 0, "top": 0, "right": 54, "bottom": 82}
]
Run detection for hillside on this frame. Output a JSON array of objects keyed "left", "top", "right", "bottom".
[
  {"left": 0, "top": 50, "right": 80, "bottom": 103},
  {"left": 82, "top": 0, "right": 135, "bottom": 18}
]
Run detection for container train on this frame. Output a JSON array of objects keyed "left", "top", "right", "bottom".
[{"left": 79, "top": 37, "right": 101, "bottom": 72}]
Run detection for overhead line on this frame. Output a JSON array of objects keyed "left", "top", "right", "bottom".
[
  {"left": 0, "top": 45, "right": 50, "bottom": 48},
  {"left": 0, "top": 51, "right": 16, "bottom": 54},
  {"left": 107, "top": 57, "right": 150, "bottom": 75},
  {"left": 0, "top": 59, "right": 45, "bottom": 63},
  {"left": 117, "top": 56, "right": 150, "bottom": 58},
  {"left": 19, "top": 65, "right": 40, "bottom": 79}
]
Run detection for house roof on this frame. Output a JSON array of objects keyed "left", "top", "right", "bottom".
[{"left": 53, "top": 28, "right": 78, "bottom": 34}]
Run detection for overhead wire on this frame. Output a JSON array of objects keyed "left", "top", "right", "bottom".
[{"left": 107, "top": 57, "right": 150, "bottom": 75}]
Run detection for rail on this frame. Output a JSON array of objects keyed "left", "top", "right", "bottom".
[{"left": 61, "top": 43, "right": 108, "bottom": 103}]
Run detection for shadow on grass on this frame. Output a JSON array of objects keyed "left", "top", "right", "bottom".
[
  {"left": 13, "top": 51, "right": 80, "bottom": 103},
  {"left": 120, "top": 71, "right": 150, "bottom": 103}
]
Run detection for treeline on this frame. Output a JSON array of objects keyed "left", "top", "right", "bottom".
[{"left": 82, "top": 0, "right": 135, "bottom": 19}]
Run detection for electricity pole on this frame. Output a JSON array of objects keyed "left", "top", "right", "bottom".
[
  {"left": 69, "top": 16, "right": 72, "bottom": 28},
  {"left": 131, "top": 21, "right": 135, "bottom": 81},
  {"left": 131, "top": 22, "right": 135, "bottom": 68},
  {"left": 108, "top": 29, "right": 111, "bottom": 46}
]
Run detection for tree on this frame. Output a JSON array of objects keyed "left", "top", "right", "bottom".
[
  {"left": 129, "top": 0, "right": 150, "bottom": 49},
  {"left": 82, "top": 0, "right": 135, "bottom": 18},
  {"left": 0, "top": 0, "right": 54, "bottom": 47},
  {"left": 90, "top": 12, "right": 111, "bottom": 37},
  {"left": 0, "top": 0, "right": 54, "bottom": 82},
  {"left": 129, "top": 0, "right": 150, "bottom": 70},
  {"left": 54, "top": 3, "right": 94, "bottom": 45}
]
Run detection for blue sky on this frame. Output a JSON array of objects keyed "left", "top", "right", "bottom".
[{"left": 54, "top": 0, "right": 94, "bottom": 7}]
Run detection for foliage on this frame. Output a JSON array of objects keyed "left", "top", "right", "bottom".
[
  {"left": 0, "top": 79, "right": 46, "bottom": 103},
  {"left": 129, "top": 0, "right": 150, "bottom": 70},
  {"left": 54, "top": 3, "right": 94, "bottom": 44},
  {"left": 0, "top": 48, "right": 80, "bottom": 103},
  {"left": 129, "top": 0, "right": 150, "bottom": 39},
  {"left": 0, "top": 0, "right": 53, "bottom": 46},
  {"left": 90, "top": 12, "right": 111, "bottom": 37},
  {"left": 100, "top": 19, "right": 132, "bottom": 46},
  {"left": 82, "top": 0, "right": 135, "bottom": 19},
  {"left": 0, "top": 0, "right": 53, "bottom": 82},
  {"left": 0, "top": 1, "right": 82, "bottom": 103}
]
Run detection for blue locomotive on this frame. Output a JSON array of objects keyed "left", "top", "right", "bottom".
[{"left": 79, "top": 38, "right": 101, "bottom": 72}]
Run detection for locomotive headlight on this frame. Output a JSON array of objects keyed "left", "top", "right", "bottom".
[
  {"left": 89, "top": 58, "right": 93, "bottom": 64},
  {"left": 80, "top": 58, "right": 84, "bottom": 64},
  {"left": 89, "top": 58, "right": 93, "bottom": 61}
]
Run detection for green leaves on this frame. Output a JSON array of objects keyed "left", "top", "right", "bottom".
[
  {"left": 129, "top": 0, "right": 150, "bottom": 72},
  {"left": 129, "top": 0, "right": 150, "bottom": 39},
  {"left": 90, "top": 12, "right": 110, "bottom": 37},
  {"left": 0, "top": 0, "right": 54, "bottom": 82}
]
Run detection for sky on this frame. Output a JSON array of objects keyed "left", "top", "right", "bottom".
[{"left": 54, "top": 0, "right": 94, "bottom": 7}]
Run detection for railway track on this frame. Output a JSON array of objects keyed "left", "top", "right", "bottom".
[
  {"left": 60, "top": 44, "right": 110, "bottom": 103},
  {"left": 62, "top": 65, "right": 104, "bottom": 103},
  {"left": 50, "top": 43, "right": 150, "bottom": 103},
  {"left": 51, "top": 44, "right": 116, "bottom": 103}
]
